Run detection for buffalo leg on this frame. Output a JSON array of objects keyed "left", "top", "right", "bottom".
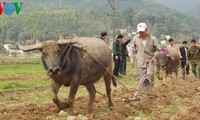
[
  {"left": 104, "top": 75, "right": 113, "bottom": 107},
  {"left": 165, "top": 71, "right": 170, "bottom": 82},
  {"left": 164, "top": 74, "right": 167, "bottom": 82},
  {"left": 156, "top": 67, "right": 163, "bottom": 80},
  {"left": 67, "top": 80, "right": 79, "bottom": 114},
  {"left": 85, "top": 83, "right": 96, "bottom": 113},
  {"left": 175, "top": 68, "right": 178, "bottom": 79},
  {"left": 51, "top": 80, "right": 69, "bottom": 110}
]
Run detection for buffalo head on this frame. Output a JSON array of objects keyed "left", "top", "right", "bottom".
[
  {"left": 18, "top": 35, "right": 77, "bottom": 76},
  {"left": 156, "top": 50, "right": 174, "bottom": 70}
]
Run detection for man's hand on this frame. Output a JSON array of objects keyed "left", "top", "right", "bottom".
[{"left": 115, "top": 56, "right": 119, "bottom": 60}]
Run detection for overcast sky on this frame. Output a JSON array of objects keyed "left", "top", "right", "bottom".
[{"left": 155, "top": 0, "right": 200, "bottom": 13}]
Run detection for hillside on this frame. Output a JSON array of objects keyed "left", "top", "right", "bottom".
[
  {"left": 0, "top": 0, "right": 200, "bottom": 51},
  {"left": 20, "top": 0, "right": 158, "bottom": 12},
  {"left": 19, "top": 0, "right": 200, "bottom": 18}
]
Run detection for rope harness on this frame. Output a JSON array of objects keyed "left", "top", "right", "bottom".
[{"left": 56, "top": 42, "right": 71, "bottom": 69}]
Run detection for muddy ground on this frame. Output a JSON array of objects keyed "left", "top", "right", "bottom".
[{"left": 0, "top": 75, "right": 199, "bottom": 120}]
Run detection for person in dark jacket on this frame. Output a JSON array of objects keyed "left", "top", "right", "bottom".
[
  {"left": 119, "top": 39, "right": 131, "bottom": 75},
  {"left": 113, "top": 34, "right": 124, "bottom": 77},
  {"left": 100, "top": 31, "right": 107, "bottom": 41},
  {"left": 180, "top": 41, "right": 189, "bottom": 78}
]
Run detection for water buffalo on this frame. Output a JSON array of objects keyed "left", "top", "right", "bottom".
[
  {"left": 156, "top": 47, "right": 180, "bottom": 80},
  {"left": 18, "top": 35, "right": 117, "bottom": 114}
]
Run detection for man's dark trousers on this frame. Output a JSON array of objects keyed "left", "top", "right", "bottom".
[
  {"left": 119, "top": 56, "right": 126, "bottom": 75},
  {"left": 113, "top": 55, "right": 121, "bottom": 76},
  {"left": 181, "top": 62, "right": 189, "bottom": 76}
]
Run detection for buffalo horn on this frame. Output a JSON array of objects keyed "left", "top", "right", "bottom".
[{"left": 18, "top": 41, "right": 43, "bottom": 51}]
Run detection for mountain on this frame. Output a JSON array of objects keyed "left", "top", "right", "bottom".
[
  {"left": 3, "top": 0, "right": 200, "bottom": 15},
  {"left": 19, "top": 0, "right": 162, "bottom": 13},
  {"left": 16, "top": 0, "right": 200, "bottom": 19},
  {"left": 0, "top": 0, "right": 200, "bottom": 51}
]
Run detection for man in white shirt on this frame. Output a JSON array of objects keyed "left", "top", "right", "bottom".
[
  {"left": 127, "top": 23, "right": 161, "bottom": 88},
  {"left": 166, "top": 38, "right": 182, "bottom": 58}
]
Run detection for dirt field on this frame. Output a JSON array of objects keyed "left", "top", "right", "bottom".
[{"left": 0, "top": 57, "right": 200, "bottom": 120}]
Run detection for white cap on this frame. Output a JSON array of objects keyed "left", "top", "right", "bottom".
[{"left": 137, "top": 23, "right": 147, "bottom": 32}]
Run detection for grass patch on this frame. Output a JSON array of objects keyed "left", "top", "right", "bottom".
[
  {"left": 0, "top": 63, "right": 45, "bottom": 75},
  {"left": 95, "top": 108, "right": 110, "bottom": 116},
  {"left": 0, "top": 54, "right": 42, "bottom": 64},
  {"left": 162, "top": 99, "right": 183, "bottom": 116},
  {"left": 164, "top": 104, "right": 182, "bottom": 115},
  {"left": 34, "top": 92, "right": 52, "bottom": 105},
  {"left": 127, "top": 109, "right": 154, "bottom": 120},
  {"left": 0, "top": 79, "right": 50, "bottom": 93}
]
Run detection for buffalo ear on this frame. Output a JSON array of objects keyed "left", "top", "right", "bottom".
[{"left": 39, "top": 48, "right": 43, "bottom": 52}]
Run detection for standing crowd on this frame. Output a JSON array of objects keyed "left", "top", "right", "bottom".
[{"left": 101, "top": 22, "right": 200, "bottom": 89}]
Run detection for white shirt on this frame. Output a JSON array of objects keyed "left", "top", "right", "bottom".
[
  {"left": 142, "top": 40, "right": 147, "bottom": 47},
  {"left": 185, "top": 48, "right": 187, "bottom": 57}
]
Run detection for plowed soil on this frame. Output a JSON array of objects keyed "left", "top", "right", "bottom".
[{"left": 0, "top": 76, "right": 199, "bottom": 120}]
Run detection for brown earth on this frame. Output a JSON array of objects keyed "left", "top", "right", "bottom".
[{"left": 0, "top": 77, "right": 200, "bottom": 120}]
